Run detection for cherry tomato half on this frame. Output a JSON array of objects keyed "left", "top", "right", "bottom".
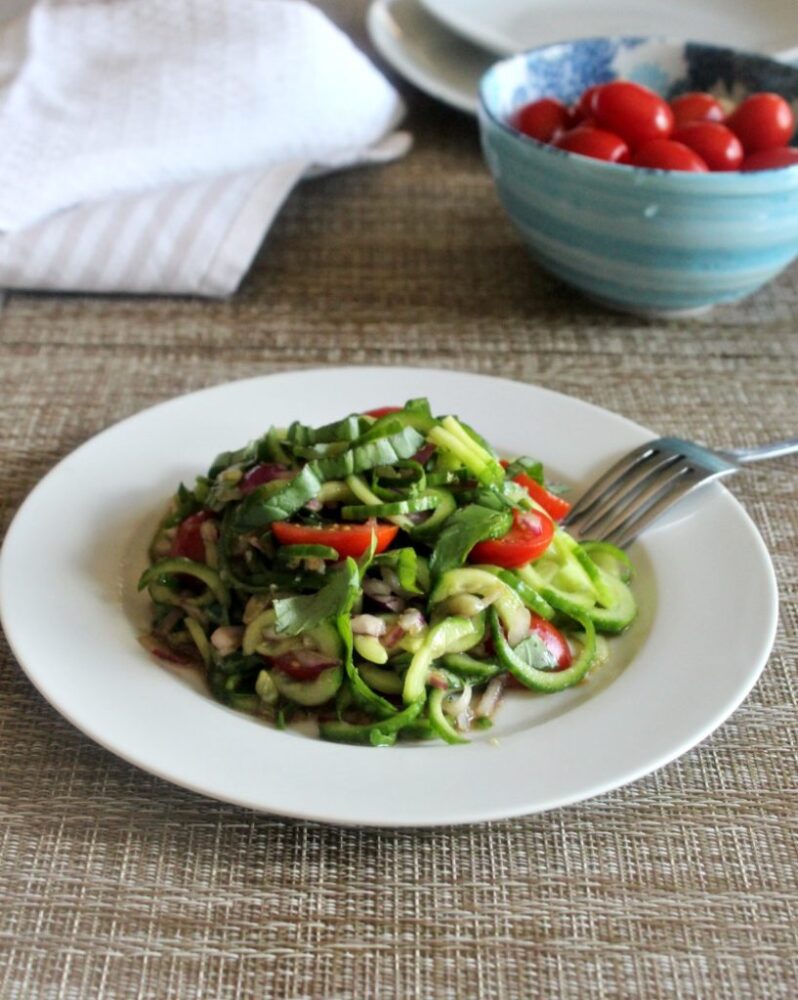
[
  {"left": 468, "top": 509, "right": 554, "bottom": 569},
  {"left": 505, "top": 614, "right": 573, "bottom": 687},
  {"left": 726, "top": 93, "right": 795, "bottom": 154},
  {"left": 741, "top": 147, "right": 798, "bottom": 171},
  {"left": 512, "top": 97, "right": 573, "bottom": 143},
  {"left": 632, "top": 139, "right": 709, "bottom": 172},
  {"left": 170, "top": 511, "right": 214, "bottom": 563},
  {"left": 363, "top": 406, "right": 402, "bottom": 419},
  {"left": 592, "top": 81, "right": 674, "bottom": 149},
  {"left": 500, "top": 461, "right": 571, "bottom": 520},
  {"left": 554, "top": 126, "right": 630, "bottom": 164},
  {"left": 672, "top": 122, "right": 743, "bottom": 171},
  {"left": 669, "top": 91, "right": 725, "bottom": 128},
  {"left": 271, "top": 520, "right": 398, "bottom": 559}
]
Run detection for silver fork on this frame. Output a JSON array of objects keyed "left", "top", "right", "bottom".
[{"left": 562, "top": 436, "right": 798, "bottom": 548}]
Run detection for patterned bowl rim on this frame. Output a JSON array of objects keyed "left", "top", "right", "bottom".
[{"left": 478, "top": 36, "right": 798, "bottom": 185}]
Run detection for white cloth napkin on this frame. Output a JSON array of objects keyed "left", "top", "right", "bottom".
[{"left": 0, "top": 0, "right": 408, "bottom": 295}]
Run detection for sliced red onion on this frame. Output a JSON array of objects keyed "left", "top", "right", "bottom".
[
  {"left": 239, "top": 463, "right": 293, "bottom": 494},
  {"left": 350, "top": 614, "right": 388, "bottom": 637},
  {"left": 210, "top": 625, "right": 244, "bottom": 656},
  {"left": 383, "top": 624, "right": 407, "bottom": 648},
  {"left": 270, "top": 648, "right": 339, "bottom": 681},
  {"left": 477, "top": 675, "right": 507, "bottom": 720},
  {"left": 428, "top": 672, "right": 448, "bottom": 690},
  {"left": 305, "top": 498, "right": 323, "bottom": 512}
]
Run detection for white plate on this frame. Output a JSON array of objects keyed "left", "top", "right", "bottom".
[
  {"left": 0, "top": 368, "right": 778, "bottom": 827},
  {"left": 367, "top": 0, "right": 492, "bottom": 115},
  {"left": 419, "top": 0, "right": 795, "bottom": 57}
]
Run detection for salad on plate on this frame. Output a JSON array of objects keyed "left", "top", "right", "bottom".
[{"left": 138, "top": 398, "right": 637, "bottom": 746}]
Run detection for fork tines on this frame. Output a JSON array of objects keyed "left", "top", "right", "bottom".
[{"left": 563, "top": 440, "right": 713, "bottom": 548}]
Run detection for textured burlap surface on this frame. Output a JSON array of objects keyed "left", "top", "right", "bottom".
[{"left": 1, "top": 3, "right": 796, "bottom": 997}]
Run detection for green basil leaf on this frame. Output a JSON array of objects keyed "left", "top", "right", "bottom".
[
  {"left": 273, "top": 558, "right": 360, "bottom": 636},
  {"left": 429, "top": 505, "right": 512, "bottom": 579}
]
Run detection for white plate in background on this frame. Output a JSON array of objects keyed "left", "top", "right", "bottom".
[
  {"left": 367, "top": 0, "right": 493, "bottom": 115},
  {"left": 418, "top": 0, "right": 795, "bottom": 58}
]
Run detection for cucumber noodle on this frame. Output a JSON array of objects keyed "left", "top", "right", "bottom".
[{"left": 138, "top": 398, "right": 637, "bottom": 746}]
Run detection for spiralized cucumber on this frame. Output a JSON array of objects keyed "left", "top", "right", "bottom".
[{"left": 138, "top": 396, "right": 638, "bottom": 746}]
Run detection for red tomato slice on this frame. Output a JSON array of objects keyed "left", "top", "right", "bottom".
[
  {"left": 169, "top": 511, "right": 214, "bottom": 563},
  {"left": 271, "top": 520, "right": 398, "bottom": 559},
  {"left": 505, "top": 614, "right": 573, "bottom": 687},
  {"left": 531, "top": 614, "right": 573, "bottom": 669},
  {"left": 468, "top": 509, "right": 554, "bottom": 569},
  {"left": 363, "top": 406, "right": 402, "bottom": 419},
  {"left": 513, "top": 472, "right": 572, "bottom": 520},
  {"left": 500, "top": 461, "right": 571, "bottom": 520}
]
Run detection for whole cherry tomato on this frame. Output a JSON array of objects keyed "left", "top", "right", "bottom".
[
  {"left": 592, "top": 81, "right": 674, "bottom": 149},
  {"left": 741, "top": 147, "right": 798, "bottom": 171},
  {"left": 571, "top": 84, "right": 603, "bottom": 123},
  {"left": 512, "top": 97, "right": 573, "bottom": 143},
  {"left": 725, "top": 93, "right": 795, "bottom": 154},
  {"left": 554, "top": 126, "right": 630, "bottom": 164},
  {"left": 632, "top": 139, "right": 709, "bottom": 172},
  {"left": 669, "top": 91, "right": 725, "bottom": 128},
  {"left": 672, "top": 122, "right": 743, "bottom": 171}
]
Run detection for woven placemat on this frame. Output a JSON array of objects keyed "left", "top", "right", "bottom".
[{"left": 1, "top": 3, "right": 797, "bottom": 997}]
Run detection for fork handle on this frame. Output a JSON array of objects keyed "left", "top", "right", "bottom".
[{"left": 722, "top": 438, "right": 798, "bottom": 463}]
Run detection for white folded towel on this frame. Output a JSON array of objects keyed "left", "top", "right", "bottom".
[{"left": 0, "top": 0, "right": 408, "bottom": 295}]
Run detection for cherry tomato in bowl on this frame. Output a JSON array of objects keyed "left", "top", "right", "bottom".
[
  {"left": 672, "top": 122, "right": 743, "bottom": 171},
  {"left": 632, "top": 139, "right": 709, "bottom": 172},
  {"left": 592, "top": 81, "right": 674, "bottom": 149},
  {"left": 741, "top": 147, "right": 798, "bottom": 171},
  {"left": 512, "top": 97, "right": 573, "bottom": 143},
  {"left": 726, "top": 93, "right": 795, "bottom": 154},
  {"left": 669, "top": 91, "right": 725, "bottom": 127},
  {"left": 554, "top": 126, "right": 630, "bottom": 164}
]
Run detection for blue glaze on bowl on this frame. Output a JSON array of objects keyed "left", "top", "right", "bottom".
[{"left": 479, "top": 39, "right": 798, "bottom": 315}]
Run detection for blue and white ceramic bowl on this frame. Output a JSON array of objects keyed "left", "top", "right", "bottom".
[{"left": 479, "top": 39, "right": 798, "bottom": 315}]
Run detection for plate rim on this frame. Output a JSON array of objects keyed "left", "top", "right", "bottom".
[
  {"left": 367, "top": 0, "right": 484, "bottom": 115},
  {"left": 0, "top": 366, "right": 779, "bottom": 826}
]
